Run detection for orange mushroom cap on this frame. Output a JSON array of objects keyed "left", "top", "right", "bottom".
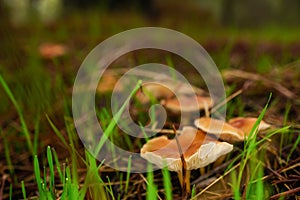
[
  {"left": 135, "top": 83, "right": 174, "bottom": 104},
  {"left": 39, "top": 42, "right": 67, "bottom": 59},
  {"left": 161, "top": 95, "right": 213, "bottom": 113},
  {"left": 140, "top": 126, "right": 233, "bottom": 171},
  {"left": 228, "top": 117, "right": 271, "bottom": 136},
  {"left": 194, "top": 117, "right": 244, "bottom": 142},
  {"left": 194, "top": 117, "right": 271, "bottom": 142}
]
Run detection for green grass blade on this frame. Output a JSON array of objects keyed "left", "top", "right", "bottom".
[
  {"left": 52, "top": 148, "right": 64, "bottom": 183},
  {"left": 21, "top": 181, "right": 27, "bottom": 200},
  {"left": 0, "top": 74, "right": 33, "bottom": 153},
  {"left": 125, "top": 155, "right": 132, "bottom": 193},
  {"left": 33, "top": 115, "right": 40, "bottom": 156},
  {"left": 46, "top": 115, "right": 69, "bottom": 148},
  {"left": 287, "top": 133, "right": 300, "bottom": 162},
  {"left": 255, "top": 163, "right": 264, "bottom": 199},
  {"left": 43, "top": 166, "right": 47, "bottom": 190},
  {"left": 237, "top": 94, "right": 272, "bottom": 189},
  {"left": 245, "top": 94, "right": 272, "bottom": 149},
  {"left": 9, "top": 184, "right": 12, "bottom": 200},
  {"left": 146, "top": 164, "right": 158, "bottom": 200},
  {"left": 33, "top": 155, "right": 43, "bottom": 195},
  {"left": 162, "top": 167, "right": 172, "bottom": 200},
  {"left": 0, "top": 130, "right": 16, "bottom": 182},
  {"left": 94, "top": 80, "right": 142, "bottom": 155},
  {"left": 106, "top": 176, "right": 115, "bottom": 200},
  {"left": 255, "top": 126, "right": 290, "bottom": 147},
  {"left": 65, "top": 119, "right": 79, "bottom": 185},
  {"left": 47, "top": 146, "right": 55, "bottom": 193},
  {"left": 191, "top": 184, "right": 196, "bottom": 198},
  {"left": 139, "top": 121, "right": 149, "bottom": 142},
  {"left": 82, "top": 151, "right": 107, "bottom": 200},
  {"left": 230, "top": 171, "right": 241, "bottom": 200}
]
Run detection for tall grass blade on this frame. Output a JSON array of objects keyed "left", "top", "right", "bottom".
[
  {"left": 230, "top": 171, "right": 241, "bottom": 200},
  {"left": 191, "top": 184, "right": 196, "bottom": 198},
  {"left": 51, "top": 148, "right": 64, "bottom": 183},
  {"left": 287, "top": 134, "right": 300, "bottom": 162},
  {"left": 94, "top": 80, "right": 142, "bottom": 156},
  {"left": 33, "top": 155, "right": 43, "bottom": 196},
  {"left": 21, "top": 181, "right": 27, "bottom": 200},
  {"left": 125, "top": 155, "right": 132, "bottom": 193},
  {"left": 9, "top": 184, "right": 12, "bottom": 200},
  {"left": 106, "top": 176, "right": 115, "bottom": 200},
  {"left": 46, "top": 115, "right": 68, "bottom": 148},
  {"left": 47, "top": 146, "right": 55, "bottom": 193},
  {"left": 82, "top": 151, "right": 107, "bottom": 200},
  {"left": 162, "top": 167, "right": 172, "bottom": 200},
  {"left": 255, "top": 163, "right": 264, "bottom": 199},
  {"left": 33, "top": 115, "right": 40, "bottom": 156},
  {"left": 146, "top": 164, "right": 158, "bottom": 200},
  {"left": 1, "top": 130, "right": 16, "bottom": 182},
  {"left": 237, "top": 94, "right": 272, "bottom": 189},
  {"left": 0, "top": 74, "right": 33, "bottom": 153}
]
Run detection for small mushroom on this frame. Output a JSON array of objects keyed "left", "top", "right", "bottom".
[
  {"left": 97, "top": 74, "right": 121, "bottom": 93},
  {"left": 39, "top": 42, "right": 67, "bottom": 59},
  {"left": 135, "top": 83, "right": 174, "bottom": 104},
  {"left": 135, "top": 81, "right": 208, "bottom": 105},
  {"left": 194, "top": 117, "right": 271, "bottom": 142},
  {"left": 161, "top": 95, "right": 213, "bottom": 113},
  {"left": 228, "top": 117, "right": 271, "bottom": 136},
  {"left": 161, "top": 95, "right": 213, "bottom": 125},
  {"left": 141, "top": 126, "right": 233, "bottom": 195}
]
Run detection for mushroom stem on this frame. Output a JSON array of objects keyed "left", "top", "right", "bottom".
[
  {"left": 173, "top": 125, "right": 189, "bottom": 197},
  {"left": 204, "top": 101, "right": 209, "bottom": 118},
  {"left": 200, "top": 167, "right": 205, "bottom": 175},
  {"left": 177, "top": 170, "right": 183, "bottom": 187},
  {"left": 213, "top": 155, "right": 226, "bottom": 169},
  {"left": 185, "top": 170, "right": 191, "bottom": 196}
]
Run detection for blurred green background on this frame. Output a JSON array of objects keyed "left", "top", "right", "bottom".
[{"left": 1, "top": 0, "right": 300, "bottom": 122}]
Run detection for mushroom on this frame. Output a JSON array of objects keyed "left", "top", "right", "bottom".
[
  {"left": 135, "top": 81, "right": 208, "bottom": 104},
  {"left": 161, "top": 95, "right": 213, "bottom": 125},
  {"left": 135, "top": 82, "right": 213, "bottom": 126},
  {"left": 140, "top": 126, "right": 233, "bottom": 195},
  {"left": 135, "top": 82, "right": 174, "bottom": 104},
  {"left": 228, "top": 117, "right": 271, "bottom": 136},
  {"left": 194, "top": 117, "right": 271, "bottom": 142},
  {"left": 161, "top": 95, "right": 213, "bottom": 113},
  {"left": 97, "top": 74, "right": 121, "bottom": 93},
  {"left": 39, "top": 42, "right": 67, "bottom": 59}
]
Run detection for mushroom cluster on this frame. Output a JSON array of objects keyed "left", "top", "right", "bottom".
[
  {"left": 140, "top": 116, "right": 270, "bottom": 195},
  {"left": 139, "top": 81, "right": 271, "bottom": 196},
  {"left": 97, "top": 75, "right": 272, "bottom": 196}
]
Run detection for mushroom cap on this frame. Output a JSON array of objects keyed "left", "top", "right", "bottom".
[
  {"left": 228, "top": 117, "right": 271, "bottom": 136},
  {"left": 97, "top": 75, "right": 120, "bottom": 93},
  {"left": 135, "top": 83, "right": 174, "bottom": 104},
  {"left": 135, "top": 81, "right": 208, "bottom": 104},
  {"left": 194, "top": 117, "right": 271, "bottom": 142},
  {"left": 161, "top": 95, "right": 213, "bottom": 113},
  {"left": 194, "top": 117, "right": 244, "bottom": 142},
  {"left": 39, "top": 43, "right": 67, "bottom": 59},
  {"left": 143, "top": 83, "right": 174, "bottom": 99},
  {"left": 140, "top": 126, "right": 233, "bottom": 171},
  {"left": 175, "top": 83, "right": 207, "bottom": 96}
]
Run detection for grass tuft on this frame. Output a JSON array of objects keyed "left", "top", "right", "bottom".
[{"left": 0, "top": 74, "right": 33, "bottom": 154}]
